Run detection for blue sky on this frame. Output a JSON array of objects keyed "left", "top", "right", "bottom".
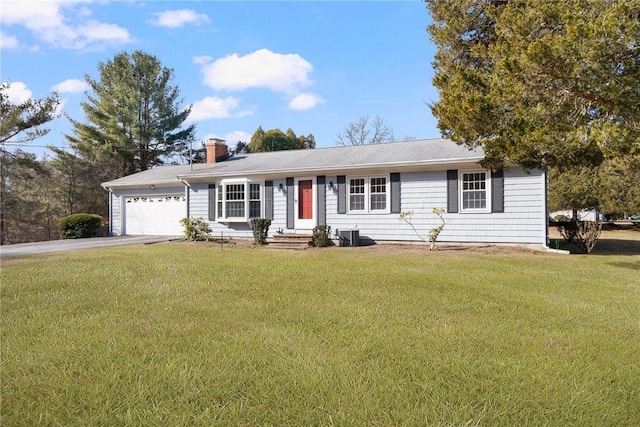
[{"left": 1, "top": 0, "right": 440, "bottom": 157}]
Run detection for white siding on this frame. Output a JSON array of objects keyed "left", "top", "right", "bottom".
[
  {"left": 112, "top": 167, "right": 546, "bottom": 244},
  {"left": 271, "top": 179, "right": 288, "bottom": 233},
  {"left": 110, "top": 192, "right": 121, "bottom": 236},
  {"left": 324, "top": 168, "right": 546, "bottom": 245}
]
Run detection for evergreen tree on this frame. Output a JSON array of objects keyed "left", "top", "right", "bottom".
[
  {"left": 67, "top": 50, "right": 196, "bottom": 177},
  {"left": 426, "top": 0, "right": 640, "bottom": 170},
  {"left": 0, "top": 83, "right": 60, "bottom": 244},
  {"left": 597, "top": 155, "right": 640, "bottom": 218}
]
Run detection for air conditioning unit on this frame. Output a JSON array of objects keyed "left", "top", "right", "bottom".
[{"left": 338, "top": 229, "right": 359, "bottom": 247}]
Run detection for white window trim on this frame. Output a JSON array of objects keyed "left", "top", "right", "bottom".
[
  {"left": 347, "top": 174, "right": 390, "bottom": 214},
  {"left": 216, "top": 178, "right": 263, "bottom": 222},
  {"left": 459, "top": 170, "right": 491, "bottom": 213}
]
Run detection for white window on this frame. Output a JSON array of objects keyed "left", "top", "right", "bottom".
[
  {"left": 460, "top": 171, "right": 490, "bottom": 212},
  {"left": 216, "top": 180, "right": 262, "bottom": 221},
  {"left": 348, "top": 175, "right": 389, "bottom": 213}
]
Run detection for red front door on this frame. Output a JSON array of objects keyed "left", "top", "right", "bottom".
[{"left": 298, "top": 180, "right": 313, "bottom": 219}]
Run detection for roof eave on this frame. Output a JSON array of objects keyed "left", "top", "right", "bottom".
[
  {"left": 101, "top": 178, "right": 184, "bottom": 189},
  {"left": 177, "top": 157, "right": 483, "bottom": 181}
]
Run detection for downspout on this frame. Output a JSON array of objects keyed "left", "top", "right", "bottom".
[
  {"left": 104, "top": 186, "right": 114, "bottom": 237},
  {"left": 179, "top": 178, "right": 192, "bottom": 218},
  {"left": 544, "top": 166, "right": 549, "bottom": 246}
]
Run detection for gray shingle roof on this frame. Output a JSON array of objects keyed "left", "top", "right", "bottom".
[
  {"left": 101, "top": 164, "right": 210, "bottom": 188},
  {"left": 103, "top": 138, "right": 483, "bottom": 188}
]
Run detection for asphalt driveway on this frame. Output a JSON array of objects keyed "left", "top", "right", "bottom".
[{"left": 0, "top": 236, "right": 180, "bottom": 259}]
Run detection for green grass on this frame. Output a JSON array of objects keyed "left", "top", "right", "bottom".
[{"left": 2, "top": 243, "right": 639, "bottom": 426}]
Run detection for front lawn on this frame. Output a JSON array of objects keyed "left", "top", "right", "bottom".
[{"left": 2, "top": 244, "right": 639, "bottom": 426}]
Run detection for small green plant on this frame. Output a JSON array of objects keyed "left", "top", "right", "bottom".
[
  {"left": 180, "top": 217, "right": 211, "bottom": 241},
  {"left": 59, "top": 213, "right": 104, "bottom": 239},
  {"left": 250, "top": 218, "right": 271, "bottom": 245},
  {"left": 554, "top": 214, "right": 571, "bottom": 222},
  {"left": 311, "top": 225, "right": 332, "bottom": 247},
  {"left": 400, "top": 208, "right": 446, "bottom": 250}
]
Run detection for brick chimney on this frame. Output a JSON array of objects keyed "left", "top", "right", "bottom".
[{"left": 206, "top": 138, "right": 229, "bottom": 164}]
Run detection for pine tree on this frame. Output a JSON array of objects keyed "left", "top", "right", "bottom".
[
  {"left": 67, "top": 51, "right": 196, "bottom": 177},
  {"left": 426, "top": 0, "right": 640, "bottom": 170}
]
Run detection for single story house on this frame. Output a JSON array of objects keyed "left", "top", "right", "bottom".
[{"left": 101, "top": 138, "right": 549, "bottom": 247}]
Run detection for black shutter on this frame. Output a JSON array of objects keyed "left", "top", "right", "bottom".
[
  {"left": 390, "top": 173, "right": 401, "bottom": 213},
  {"left": 317, "top": 176, "right": 326, "bottom": 225},
  {"left": 286, "top": 177, "right": 294, "bottom": 229},
  {"left": 491, "top": 170, "right": 504, "bottom": 213},
  {"left": 264, "top": 181, "right": 273, "bottom": 220},
  {"left": 446, "top": 170, "right": 458, "bottom": 213},
  {"left": 208, "top": 184, "right": 216, "bottom": 220},
  {"left": 337, "top": 175, "right": 346, "bottom": 214}
]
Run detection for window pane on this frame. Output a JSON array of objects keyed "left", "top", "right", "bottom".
[
  {"left": 370, "top": 177, "right": 386, "bottom": 193},
  {"left": 463, "top": 191, "right": 486, "bottom": 209},
  {"left": 350, "top": 195, "right": 365, "bottom": 211},
  {"left": 249, "top": 183, "right": 260, "bottom": 200},
  {"left": 371, "top": 194, "right": 386, "bottom": 210},
  {"left": 370, "top": 177, "right": 387, "bottom": 210},
  {"left": 248, "top": 183, "right": 261, "bottom": 218},
  {"left": 462, "top": 173, "right": 487, "bottom": 209},
  {"left": 224, "top": 183, "right": 245, "bottom": 217},
  {"left": 249, "top": 201, "right": 261, "bottom": 218},
  {"left": 226, "top": 201, "right": 244, "bottom": 218},
  {"left": 226, "top": 184, "right": 244, "bottom": 201},
  {"left": 350, "top": 178, "right": 365, "bottom": 194}
]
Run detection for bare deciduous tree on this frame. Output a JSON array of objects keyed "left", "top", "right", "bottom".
[{"left": 336, "top": 115, "right": 394, "bottom": 146}]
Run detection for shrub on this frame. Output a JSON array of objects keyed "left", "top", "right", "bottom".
[
  {"left": 558, "top": 220, "right": 603, "bottom": 253},
  {"left": 59, "top": 214, "right": 104, "bottom": 239},
  {"left": 574, "top": 221, "right": 603, "bottom": 254},
  {"left": 180, "top": 217, "right": 211, "bottom": 241},
  {"left": 311, "top": 225, "right": 332, "bottom": 247},
  {"left": 250, "top": 218, "right": 271, "bottom": 245},
  {"left": 554, "top": 214, "right": 571, "bottom": 222},
  {"left": 399, "top": 208, "right": 446, "bottom": 250},
  {"left": 558, "top": 220, "right": 578, "bottom": 243}
]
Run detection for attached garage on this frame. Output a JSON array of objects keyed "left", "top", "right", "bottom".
[
  {"left": 101, "top": 164, "right": 211, "bottom": 237},
  {"left": 123, "top": 195, "right": 186, "bottom": 235}
]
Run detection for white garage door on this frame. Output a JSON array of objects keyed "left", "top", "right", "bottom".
[{"left": 124, "top": 195, "right": 186, "bottom": 235}]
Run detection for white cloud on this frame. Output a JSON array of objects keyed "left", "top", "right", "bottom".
[
  {"left": 205, "top": 131, "right": 252, "bottom": 145},
  {"left": 188, "top": 96, "right": 253, "bottom": 121},
  {"left": 199, "top": 49, "right": 314, "bottom": 95},
  {"left": 0, "top": 0, "right": 132, "bottom": 50},
  {"left": 77, "top": 20, "right": 131, "bottom": 45},
  {"left": 4, "top": 82, "right": 33, "bottom": 104},
  {"left": 289, "top": 93, "right": 324, "bottom": 110},
  {"left": 52, "top": 79, "right": 88, "bottom": 94},
  {"left": 152, "top": 9, "right": 210, "bottom": 28},
  {"left": 193, "top": 55, "right": 212, "bottom": 65},
  {"left": 0, "top": 31, "right": 20, "bottom": 50}
]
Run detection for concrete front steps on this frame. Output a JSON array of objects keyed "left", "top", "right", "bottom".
[{"left": 267, "top": 234, "right": 312, "bottom": 250}]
